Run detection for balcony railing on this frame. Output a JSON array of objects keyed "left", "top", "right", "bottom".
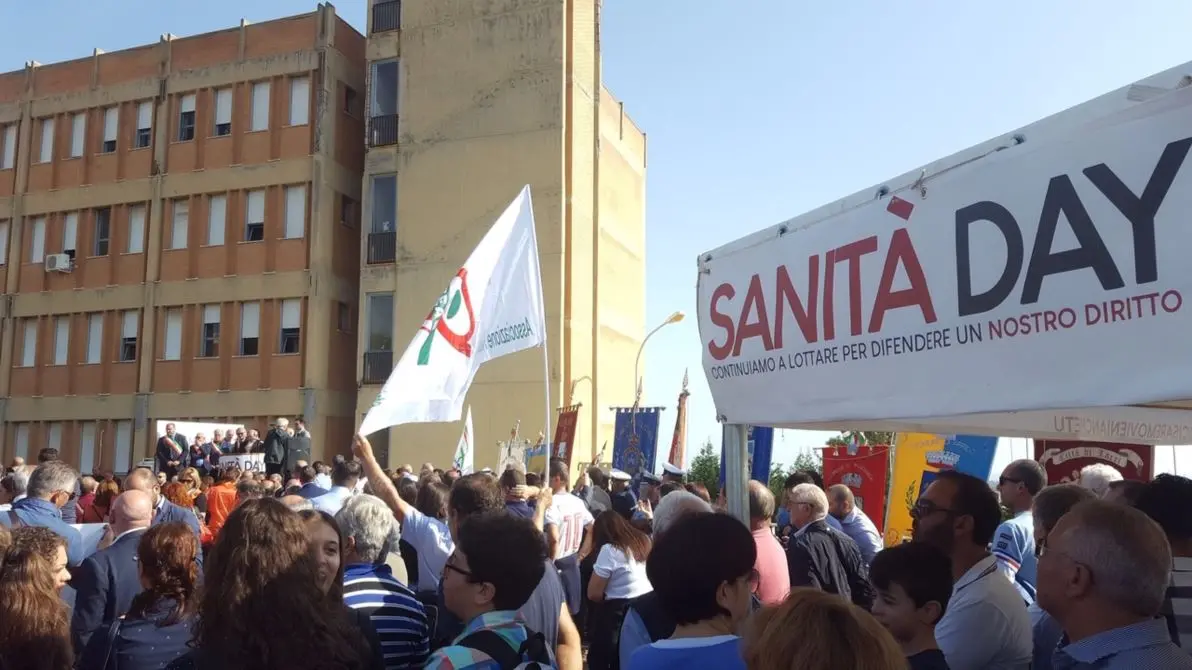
[
  {"left": 369, "top": 114, "right": 399, "bottom": 147},
  {"left": 367, "top": 231, "right": 396, "bottom": 264},
  {"left": 372, "top": 0, "right": 401, "bottom": 34},
  {"left": 363, "top": 350, "right": 394, "bottom": 384}
]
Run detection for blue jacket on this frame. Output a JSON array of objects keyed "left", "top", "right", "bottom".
[
  {"left": 71, "top": 528, "right": 148, "bottom": 654},
  {"left": 0, "top": 497, "right": 86, "bottom": 566},
  {"left": 154, "top": 498, "right": 201, "bottom": 539},
  {"left": 296, "top": 482, "right": 329, "bottom": 500},
  {"left": 77, "top": 598, "right": 193, "bottom": 670}
]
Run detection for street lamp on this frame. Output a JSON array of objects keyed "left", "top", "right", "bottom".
[{"left": 634, "top": 311, "right": 685, "bottom": 403}]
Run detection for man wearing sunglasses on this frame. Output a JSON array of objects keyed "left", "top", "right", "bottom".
[{"left": 993, "top": 459, "right": 1047, "bottom": 606}]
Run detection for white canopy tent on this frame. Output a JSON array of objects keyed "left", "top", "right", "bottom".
[{"left": 697, "top": 61, "right": 1192, "bottom": 520}]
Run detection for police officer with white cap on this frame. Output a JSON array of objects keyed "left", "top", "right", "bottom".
[
  {"left": 610, "top": 469, "right": 637, "bottom": 519},
  {"left": 661, "top": 463, "right": 687, "bottom": 484}
]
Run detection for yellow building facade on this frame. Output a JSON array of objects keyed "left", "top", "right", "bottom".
[{"left": 357, "top": 0, "right": 647, "bottom": 471}]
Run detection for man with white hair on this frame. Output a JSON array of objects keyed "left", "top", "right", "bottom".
[
  {"left": 0, "top": 461, "right": 85, "bottom": 566},
  {"left": 785, "top": 482, "right": 874, "bottom": 608},
  {"left": 336, "top": 494, "right": 430, "bottom": 669},
  {"left": 262, "top": 417, "right": 291, "bottom": 477},
  {"left": 618, "top": 490, "right": 714, "bottom": 668},
  {"left": 1037, "top": 499, "right": 1192, "bottom": 668},
  {"left": 1077, "top": 462, "right": 1123, "bottom": 498}
]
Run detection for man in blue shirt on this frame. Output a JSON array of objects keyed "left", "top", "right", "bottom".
[
  {"left": 0, "top": 460, "right": 85, "bottom": 566},
  {"left": 828, "top": 484, "right": 884, "bottom": 565},
  {"left": 994, "top": 459, "right": 1046, "bottom": 604}
]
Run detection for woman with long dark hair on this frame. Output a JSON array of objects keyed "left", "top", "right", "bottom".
[
  {"left": 0, "top": 542, "right": 73, "bottom": 670},
  {"left": 81, "top": 479, "right": 120, "bottom": 523},
  {"left": 167, "top": 498, "right": 373, "bottom": 669},
  {"left": 587, "top": 510, "right": 653, "bottom": 670},
  {"left": 77, "top": 522, "right": 198, "bottom": 670}
]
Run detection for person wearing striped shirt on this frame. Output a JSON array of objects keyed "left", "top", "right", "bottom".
[
  {"left": 993, "top": 459, "right": 1046, "bottom": 605},
  {"left": 337, "top": 493, "right": 430, "bottom": 669},
  {"left": 1134, "top": 473, "right": 1192, "bottom": 649}
]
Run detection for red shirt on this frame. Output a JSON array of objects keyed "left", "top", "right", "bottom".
[{"left": 752, "top": 525, "right": 791, "bottom": 606}]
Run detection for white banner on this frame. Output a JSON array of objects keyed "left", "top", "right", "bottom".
[
  {"left": 455, "top": 406, "right": 474, "bottom": 474},
  {"left": 222, "top": 453, "right": 265, "bottom": 472},
  {"left": 360, "top": 186, "right": 547, "bottom": 435},
  {"left": 698, "top": 87, "right": 1192, "bottom": 427}
]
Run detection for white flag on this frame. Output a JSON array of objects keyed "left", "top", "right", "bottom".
[
  {"left": 454, "top": 407, "right": 474, "bottom": 474},
  {"left": 360, "top": 186, "right": 547, "bottom": 435}
]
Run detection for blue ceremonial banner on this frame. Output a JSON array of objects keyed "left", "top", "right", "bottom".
[
  {"left": 720, "top": 425, "right": 775, "bottom": 488},
  {"left": 612, "top": 407, "right": 664, "bottom": 476}
]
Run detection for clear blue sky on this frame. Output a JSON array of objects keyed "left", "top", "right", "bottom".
[{"left": 5, "top": 1, "right": 1192, "bottom": 470}]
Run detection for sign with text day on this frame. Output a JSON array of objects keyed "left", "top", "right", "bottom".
[{"left": 698, "top": 92, "right": 1192, "bottom": 426}]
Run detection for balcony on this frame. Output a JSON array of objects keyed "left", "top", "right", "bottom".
[
  {"left": 367, "top": 231, "right": 397, "bottom": 264},
  {"left": 372, "top": 0, "right": 401, "bottom": 34},
  {"left": 363, "top": 350, "right": 394, "bottom": 384},
  {"left": 370, "top": 114, "right": 399, "bottom": 147}
]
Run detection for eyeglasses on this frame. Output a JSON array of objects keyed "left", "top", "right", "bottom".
[
  {"left": 998, "top": 476, "right": 1022, "bottom": 487},
  {"left": 910, "top": 501, "right": 956, "bottom": 520},
  {"left": 443, "top": 555, "right": 473, "bottom": 580}
]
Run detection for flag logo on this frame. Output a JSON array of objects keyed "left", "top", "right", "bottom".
[{"left": 418, "top": 268, "right": 477, "bottom": 365}]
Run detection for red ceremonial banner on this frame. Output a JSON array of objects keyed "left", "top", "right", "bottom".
[
  {"left": 552, "top": 406, "right": 581, "bottom": 469},
  {"left": 1034, "top": 440, "right": 1154, "bottom": 484},
  {"left": 821, "top": 445, "right": 890, "bottom": 530}
]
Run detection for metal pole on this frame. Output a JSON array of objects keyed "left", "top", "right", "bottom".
[{"left": 724, "top": 423, "right": 750, "bottom": 524}]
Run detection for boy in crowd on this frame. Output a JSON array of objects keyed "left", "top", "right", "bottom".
[{"left": 869, "top": 542, "right": 952, "bottom": 670}]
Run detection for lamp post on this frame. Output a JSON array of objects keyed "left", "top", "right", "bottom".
[{"left": 634, "top": 311, "right": 685, "bottom": 403}]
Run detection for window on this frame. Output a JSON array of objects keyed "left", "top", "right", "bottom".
[
  {"left": 207, "top": 194, "right": 226, "bottom": 246},
  {"left": 170, "top": 199, "right": 188, "bottom": 249},
  {"left": 240, "top": 302, "right": 260, "bottom": 355},
  {"left": 53, "top": 316, "right": 69, "bottom": 365},
  {"left": 370, "top": 60, "right": 399, "bottom": 117},
  {"left": 0, "top": 220, "right": 8, "bottom": 265},
  {"left": 245, "top": 190, "right": 265, "bottom": 241},
  {"left": 47, "top": 423, "right": 62, "bottom": 451},
  {"left": 200, "top": 304, "right": 220, "bottom": 358},
  {"left": 366, "top": 293, "right": 394, "bottom": 351},
  {"left": 289, "top": 77, "right": 310, "bottom": 126},
  {"left": 114, "top": 420, "right": 133, "bottom": 474},
  {"left": 371, "top": 174, "right": 397, "bottom": 233},
  {"left": 86, "top": 313, "right": 103, "bottom": 364},
  {"left": 20, "top": 320, "right": 37, "bottom": 367},
  {"left": 14, "top": 424, "right": 30, "bottom": 461},
  {"left": 162, "top": 308, "right": 182, "bottom": 360},
  {"left": 30, "top": 216, "right": 46, "bottom": 263},
  {"left": 344, "top": 86, "right": 359, "bottom": 116},
  {"left": 279, "top": 299, "right": 301, "bottom": 354},
  {"left": 135, "top": 101, "right": 152, "bottom": 149},
  {"left": 119, "top": 310, "right": 138, "bottom": 362},
  {"left": 336, "top": 301, "right": 352, "bottom": 332},
  {"left": 250, "top": 81, "right": 270, "bottom": 131},
  {"left": 340, "top": 195, "right": 357, "bottom": 227},
  {"left": 2, "top": 123, "right": 16, "bottom": 169},
  {"left": 62, "top": 212, "right": 78, "bottom": 253},
  {"left": 101, "top": 107, "right": 118, "bottom": 153},
  {"left": 283, "top": 185, "right": 305, "bottom": 239},
  {"left": 214, "top": 88, "right": 233, "bottom": 136},
  {"left": 69, "top": 113, "right": 86, "bottom": 158},
  {"left": 79, "top": 423, "right": 97, "bottom": 476},
  {"left": 93, "top": 207, "right": 111, "bottom": 256},
  {"left": 127, "top": 205, "right": 146, "bottom": 254},
  {"left": 178, "top": 94, "right": 196, "bottom": 142},
  {"left": 38, "top": 117, "right": 54, "bottom": 163}
]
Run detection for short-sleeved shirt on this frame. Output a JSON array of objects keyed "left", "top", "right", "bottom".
[
  {"left": 593, "top": 544, "right": 652, "bottom": 600},
  {"left": 992, "top": 511, "right": 1037, "bottom": 604},
  {"left": 400, "top": 506, "right": 454, "bottom": 593},
  {"left": 935, "top": 555, "right": 1032, "bottom": 670},
  {"left": 550, "top": 492, "right": 594, "bottom": 559},
  {"left": 1053, "top": 617, "right": 1192, "bottom": 669}
]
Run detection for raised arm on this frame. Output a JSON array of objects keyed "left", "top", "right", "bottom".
[{"left": 352, "top": 434, "right": 414, "bottom": 523}]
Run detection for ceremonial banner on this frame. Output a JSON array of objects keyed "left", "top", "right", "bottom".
[
  {"left": 526, "top": 437, "right": 549, "bottom": 474},
  {"left": 884, "top": 433, "right": 999, "bottom": 546},
  {"left": 552, "top": 405, "right": 581, "bottom": 468},
  {"left": 822, "top": 444, "right": 890, "bottom": 530},
  {"left": 1034, "top": 440, "right": 1154, "bottom": 484},
  {"left": 454, "top": 406, "right": 474, "bottom": 474},
  {"left": 668, "top": 372, "right": 690, "bottom": 469},
  {"left": 360, "top": 186, "right": 547, "bottom": 435},
  {"left": 612, "top": 407, "right": 663, "bottom": 477},
  {"left": 719, "top": 425, "right": 775, "bottom": 488}
]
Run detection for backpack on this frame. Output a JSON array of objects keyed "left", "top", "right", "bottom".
[{"left": 456, "top": 628, "right": 556, "bottom": 670}]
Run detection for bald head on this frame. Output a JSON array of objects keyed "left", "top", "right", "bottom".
[
  {"left": 111, "top": 490, "right": 153, "bottom": 534},
  {"left": 122, "top": 467, "right": 156, "bottom": 493},
  {"left": 748, "top": 480, "right": 775, "bottom": 526},
  {"left": 827, "top": 484, "right": 855, "bottom": 519}
]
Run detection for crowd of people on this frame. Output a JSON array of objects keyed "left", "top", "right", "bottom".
[{"left": 2, "top": 434, "right": 1192, "bottom": 670}]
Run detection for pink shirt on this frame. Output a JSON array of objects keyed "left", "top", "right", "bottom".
[{"left": 752, "top": 526, "right": 791, "bottom": 605}]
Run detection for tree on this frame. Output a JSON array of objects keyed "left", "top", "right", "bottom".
[
  {"left": 767, "top": 451, "right": 824, "bottom": 502},
  {"left": 688, "top": 438, "right": 721, "bottom": 500},
  {"left": 826, "top": 430, "right": 894, "bottom": 447}
]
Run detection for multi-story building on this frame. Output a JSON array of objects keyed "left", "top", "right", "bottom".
[
  {"left": 0, "top": 4, "right": 366, "bottom": 472},
  {"left": 357, "top": 0, "right": 647, "bottom": 470}
]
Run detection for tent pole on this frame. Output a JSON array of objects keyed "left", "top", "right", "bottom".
[{"left": 724, "top": 423, "right": 749, "bottom": 523}]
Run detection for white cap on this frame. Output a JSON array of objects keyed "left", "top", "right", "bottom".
[
  {"left": 662, "top": 463, "right": 687, "bottom": 476},
  {"left": 609, "top": 469, "right": 632, "bottom": 482}
]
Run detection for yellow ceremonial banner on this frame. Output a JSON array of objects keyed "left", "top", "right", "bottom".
[
  {"left": 883, "top": 433, "right": 942, "bottom": 547},
  {"left": 883, "top": 431, "right": 1001, "bottom": 547}
]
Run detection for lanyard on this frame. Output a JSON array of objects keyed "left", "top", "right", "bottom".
[{"left": 954, "top": 561, "right": 998, "bottom": 595}]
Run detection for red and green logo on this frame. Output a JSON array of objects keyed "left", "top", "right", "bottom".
[{"left": 417, "top": 268, "right": 477, "bottom": 365}]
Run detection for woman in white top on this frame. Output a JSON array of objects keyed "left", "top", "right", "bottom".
[{"left": 587, "top": 510, "right": 652, "bottom": 670}]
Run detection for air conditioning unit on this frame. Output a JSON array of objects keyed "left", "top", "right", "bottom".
[{"left": 45, "top": 253, "right": 73, "bottom": 272}]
